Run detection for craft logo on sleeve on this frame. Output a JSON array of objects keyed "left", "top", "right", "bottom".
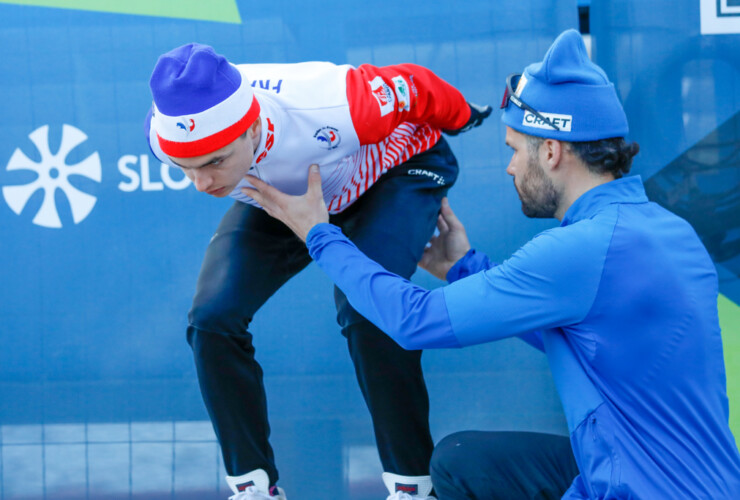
[
  {"left": 369, "top": 76, "right": 395, "bottom": 117},
  {"left": 391, "top": 76, "right": 411, "bottom": 111},
  {"left": 701, "top": 0, "right": 740, "bottom": 34}
]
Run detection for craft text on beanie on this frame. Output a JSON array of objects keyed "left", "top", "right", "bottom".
[{"left": 501, "top": 29, "right": 629, "bottom": 142}]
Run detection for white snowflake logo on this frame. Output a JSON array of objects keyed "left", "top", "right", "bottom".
[{"left": 2, "top": 124, "right": 101, "bottom": 228}]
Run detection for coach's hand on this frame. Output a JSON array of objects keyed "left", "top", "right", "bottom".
[
  {"left": 243, "top": 164, "right": 329, "bottom": 242},
  {"left": 419, "top": 198, "right": 471, "bottom": 280}
]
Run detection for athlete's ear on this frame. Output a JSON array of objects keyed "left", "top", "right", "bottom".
[{"left": 248, "top": 117, "right": 261, "bottom": 141}]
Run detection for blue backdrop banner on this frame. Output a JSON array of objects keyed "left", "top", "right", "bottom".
[{"left": 0, "top": 2, "right": 579, "bottom": 499}]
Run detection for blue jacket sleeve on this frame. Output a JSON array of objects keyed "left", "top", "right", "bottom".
[
  {"left": 307, "top": 221, "right": 607, "bottom": 351},
  {"left": 446, "top": 249, "right": 545, "bottom": 351},
  {"left": 307, "top": 223, "right": 461, "bottom": 350},
  {"left": 446, "top": 249, "right": 494, "bottom": 282},
  {"left": 443, "top": 225, "right": 607, "bottom": 347}
]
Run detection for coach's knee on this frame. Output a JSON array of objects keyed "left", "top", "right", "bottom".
[{"left": 431, "top": 432, "right": 476, "bottom": 481}]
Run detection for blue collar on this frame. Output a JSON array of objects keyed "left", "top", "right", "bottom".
[{"left": 561, "top": 175, "right": 648, "bottom": 226}]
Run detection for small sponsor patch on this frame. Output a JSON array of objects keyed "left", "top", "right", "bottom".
[
  {"left": 237, "top": 481, "right": 255, "bottom": 492},
  {"left": 522, "top": 111, "right": 573, "bottom": 132},
  {"left": 314, "top": 126, "right": 341, "bottom": 149},
  {"left": 396, "top": 483, "right": 418, "bottom": 494},
  {"left": 369, "top": 76, "right": 395, "bottom": 117},
  {"left": 391, "top": 75, "right": 411, "bottom": 111},
  {"left": 408, "top": 74, "right": 418, "bottom": 97}
]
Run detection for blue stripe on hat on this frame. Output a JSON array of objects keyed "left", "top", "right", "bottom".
[{"left": 149, "top": 43, "right": 242, "bottom": 116}]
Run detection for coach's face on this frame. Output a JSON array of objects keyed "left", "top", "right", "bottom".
[
  {"left": 504, "top": 127, "right": 559, "bottom": 219},
  {"left": 169, "top": 118, "right": 262, "bottom": 198}
]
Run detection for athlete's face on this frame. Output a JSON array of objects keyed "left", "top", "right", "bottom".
[
  {"left": 504, "top": 127, "right": 559, "bottom": 218},
  {"left": 169, "top": 119, "right": 261, "bottom": 198}
]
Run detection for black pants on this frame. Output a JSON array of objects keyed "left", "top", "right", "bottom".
[
  {"left": 186, "top": 138, "right": 459, "bottom": 485},
  {"left": 430, "top": 431, "right": 579, "bottom": 500}
]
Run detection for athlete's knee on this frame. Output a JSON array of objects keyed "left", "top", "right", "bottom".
[
  {"left": 188, "top": 288, "right": 253, "bottom": 335},
  {"left": 333, "top": 286, "right": 365, "bottom": 331},
  {"left": 186, "top": 322, "right": 256, "bottom": 360}
]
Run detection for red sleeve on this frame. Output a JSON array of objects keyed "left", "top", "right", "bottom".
[{"left": 346, "top": 63, "right": 471, "bottom": 145}]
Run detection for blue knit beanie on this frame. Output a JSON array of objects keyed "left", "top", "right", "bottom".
[{"left": 502, "top": 29, "right": 628, "bottom": 141}]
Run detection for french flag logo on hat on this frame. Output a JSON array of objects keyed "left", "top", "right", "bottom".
[
  {"left": 177, "top": 118, "right": 195, "bottom": 135},
  {"left": 149, "top": 43, "right": 260, "bottom": 158}
]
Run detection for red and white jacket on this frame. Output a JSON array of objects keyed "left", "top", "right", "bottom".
[{"left": 157, "top": 61, "right": 470, "bottom": 213}]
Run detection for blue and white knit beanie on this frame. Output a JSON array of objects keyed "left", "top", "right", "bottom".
[
  {"left": 502, "top": 29, "right": 629, "bottom": 141},
  {"left": 149, "top": 43, "right": 260, "bottom": 158}
]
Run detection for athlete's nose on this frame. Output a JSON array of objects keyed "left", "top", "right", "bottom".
[{"left": 192, "top": 169, "right": 213, "bottom": 192}]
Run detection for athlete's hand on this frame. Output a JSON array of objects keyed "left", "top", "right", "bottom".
[
  {"left": 243, "top": 164, "right": 329, "bottom": 242},
  {"left": 443, "top": 102, "right": 493, "bottom": 136},
  {"left": 419, "top": 198, "right": 471, "bottom": 280}
]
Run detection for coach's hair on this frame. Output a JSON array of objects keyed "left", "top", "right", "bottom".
[{"left": 525, "top": 135, "right": 640, "bottom": 179}]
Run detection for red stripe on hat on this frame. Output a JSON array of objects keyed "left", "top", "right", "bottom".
[{"left": 157, "top": 96, "right": 261, "bottom": 158}]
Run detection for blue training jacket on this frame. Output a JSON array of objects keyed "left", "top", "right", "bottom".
[{"left": 306, "top": 176, "right": 740, "bottom": 498}]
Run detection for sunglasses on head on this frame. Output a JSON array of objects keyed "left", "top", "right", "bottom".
[{"left": 500, "top": 73, "right": 560, "bottom": 131}]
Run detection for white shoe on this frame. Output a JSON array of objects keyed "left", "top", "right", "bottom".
[
  {"left": 226, "top": 469, "right": 287, "bottom": 500},
  {"left": 383, "top": 472, "right": 436, "bottom": 500}
]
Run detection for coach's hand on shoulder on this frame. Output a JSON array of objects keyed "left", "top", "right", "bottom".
[
  {"left": 443, "top": 102, "right": 493, "bottom": 136},
  {"left": 243, "top": 164, "right": 329, "bottom": 243},
  {"left": 419, "top": 198, "right": 471, "bottom": 280}
]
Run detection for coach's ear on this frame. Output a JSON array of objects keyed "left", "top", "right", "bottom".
[{"left": 541, "top": 138, "right": 563, "bottom": 174}]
